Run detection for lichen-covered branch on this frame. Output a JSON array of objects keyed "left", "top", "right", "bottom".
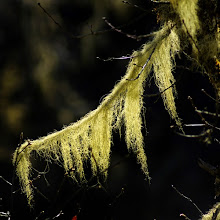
[{"left": 13, "top": 0, "right": 219, "bottom": 206}]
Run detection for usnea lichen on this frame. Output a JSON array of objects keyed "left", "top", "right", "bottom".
[
  {"left": 13, "top": 0, "right": 219, "bottom": 206},
  {"left": 200, "top": 202, "right": 220, "bottom": 220}
]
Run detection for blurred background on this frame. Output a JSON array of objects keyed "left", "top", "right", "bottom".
[{"left": 0, "top": 0, "right": 219, "bottom": 219}]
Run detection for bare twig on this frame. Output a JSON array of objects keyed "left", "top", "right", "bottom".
[
  {"left": 0, "top": 211, "right": 10, "bottom": 219},
  {"left": 0, "top": 176, "right": 12, "bottom": 186},
  {"left": 96, "top": 55, "right": 135, "bottom": 62},
  {"left": 102, "top": 17, "right": 153, "bottom": 41},
  {"left": 127, "top": 46, "right": 156, "bottom": 81},
  {"left": 182, "top": 51, "right": 205, "bottom": 73},
  {"left": 21, "top": 175, "right": 51, "bottom": 203},
  {"left": 37, "top": 3, "right": 111, "bottom": 39},
  {"left": 171, "top": 130, "right": 208, "bottom": 138},
  {"left": 183, "top": 124, "right": 206, "bottom": 127},
  {"left": 182, "top": 20, "right": 200, "bottom": 54},
  {"left": 196, "top": 109, "right": 219, "bottom": 117},
  {"left": 35, "top": 211, "right": 45, "bottom": 220},
  {"left": 32, "top": 163, "right": 50, "bottom": 187},
  {"left": 38, "top": 3, "right": 62, "bottom": 29},
  {"left": 144, "top": 81, "right": 176, "bottom": 97},
  {"left": 33, "top": 185, "right": 51, "bottom": 203},
  {"left": 201, "top": 89, "right": 220, "bottom": 104},
  {"left": 122, "top": 1, "right": 149, "bottom": 12},
  {"left": 188, "top": 96, "right": 220, "bottom": 131},
  {"left": 176, "top": 65, "right": 192, "bottom": 71},
  {"left": 198, "top": 159, "right": 217, "bottom": 176},
  {"left": 180, "top": 213, "right": 191, "bottom": 220},
  {"left": 14, "top": 140, "right": 32, "bottom": 166},
  {"left": 52, "top": 210, "right": 64, "bottom": 219},
  {"left": 12, "top": 175, "right": 41, "bottom": 194},
  {"left": 171, "top": 185, "right": 203, "bottom": 216},
  {"left": 116, "top": 186, "right": 125, "bottom": 199},
  {"left": 151, "top": 0, "right": 170, "bottom": 3},
  {"left": 214, "top": 138, "right": 220, "bottom": 144},
  {"left": 38, "top": 2, "right": 153, "bottom": 41}
]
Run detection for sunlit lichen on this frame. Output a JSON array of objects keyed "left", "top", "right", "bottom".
[
  {"left": 13, "top": 0, "right": 219, "bottom": 206},
  {"left": 200, "top": 203, "right": 220, "bottom": 220}
]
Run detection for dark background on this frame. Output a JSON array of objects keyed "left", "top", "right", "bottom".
[{"left": 0, "top": 0, "right": 219, "bottom": 219}]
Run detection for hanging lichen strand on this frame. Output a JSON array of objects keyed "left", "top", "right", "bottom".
[
  {"left": 152, "top": 22, "right": 181, "bottom": 128},
  {"left": 200, "top": 202, "right": 220, "bottom": 220},
  {"left": 13, "top": 0, "right": 217, "bottom": 206},
  {"left": 12, "top": 21, "right": 181, "bottom": 206},
  {"left": 170, "top": 0, "right": 200, "bottom": 39}
]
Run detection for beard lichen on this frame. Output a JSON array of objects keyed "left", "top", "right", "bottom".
[{"left": 13, "top": 0, "right": 219, "bottom": 206}]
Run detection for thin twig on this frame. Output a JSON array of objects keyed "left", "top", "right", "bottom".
[
  {"left": 32, "top": 163, "right": 50, "bottom": 187},
  {"left": 12, "top": 175, "right": 41, "bottom": 194},
  {"left": 196, "top": 109, "right": 219, "bottom": 117},
  {"left": 171, "top": 185, "right": 203, "bottom": 216},
  {"left": 38, "top": 3, "right": 111, "bottom": 39},
  {"left": 127, "top": 46, "right": 156, "bottom": 81},
  {"left": 122, "top": 1, "right": 149, "bottom": 12},
  {"left": 182, "top": 51, "right": 206, "bottom": 74},
  {"left": 52, "top": 210, "right": 64, "bottom": 219},
  {"left": 51, "top": 150, "right": 128, "bottom": 216},
  {"left": 182, "top": 20, "right": 200, "bottom": 54},
  {"left": 116, "top": 187, "right": 125, "bottom": 199},
  {"left": 96, "top": 55, "right": 135, "bottom": 62},
  {"left": 145, "top": 64, "right": 186, "bottom": 99},
  {"left": 21, "top": 175, "right": 51, "bottom": 203},
  {"left": 144, "top": 81, "right": 176, "bottom": 97},
  {"left": 198, "top": 159, "right": 217, "bottom": 176},
  {"left": 14, "top": 140, "right": 32, "bottom": 166},
  {"left": 172, "top": 130, "right": 207, "bottom": 138},
  {"left": 176, "top": 65, "right": 193, "bottom": 72},
  {"left": 188, "top": 96, "right": 220, "bottom": 131},
  {"left": 0, "top": 176, "right": 12, "bottom": 186},
  {"left": 33, "top": 185, "right": 50, "bottom": 203},
  {"left": 201, "top": 89, "right": 220, "bottom": 104},
  {"left": 183, "top": 124, "right": 206, "bottom": 127},
  {"left": 151, "top": 0, "right": 170, "bottom": 3},
  {"left": 214, "top": 138, "right": 220, "bottom": 144},
  {"left": 35, "top": 211, "right": 45, "bottom": 220},
  {"left": 38, "top": 3, "right": 62, "bottom": 29},
  {"left": 180, "top": 213, "right": 191, "bottom": 220},
  {"left": 38, "top": 2, "right": 153, "bottom": 41},
  {"left": 126, "top": 23, "right": 175, "bottom": 81},
  {"left": 103, "top": 17, "right": 153, "bottom": 41}
]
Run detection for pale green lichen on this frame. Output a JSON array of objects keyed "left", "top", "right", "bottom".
[
  {"left": 13, "top": 21, "right": 183, "bottom": 205},
  {"left": 13, "top": 0, "right": 219, "bottom": 207},
  {"left": 170, "top": 0, "right": 201, "bottom": 54},
  {"left": 152, "top": 22, "right": 181, "bottom": 128},
  {"left": 13, "top": 39, "right": 153, "bottom": 205},
  {"left": 200, "top": 203, "right": 220, "bottom": 220}
]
